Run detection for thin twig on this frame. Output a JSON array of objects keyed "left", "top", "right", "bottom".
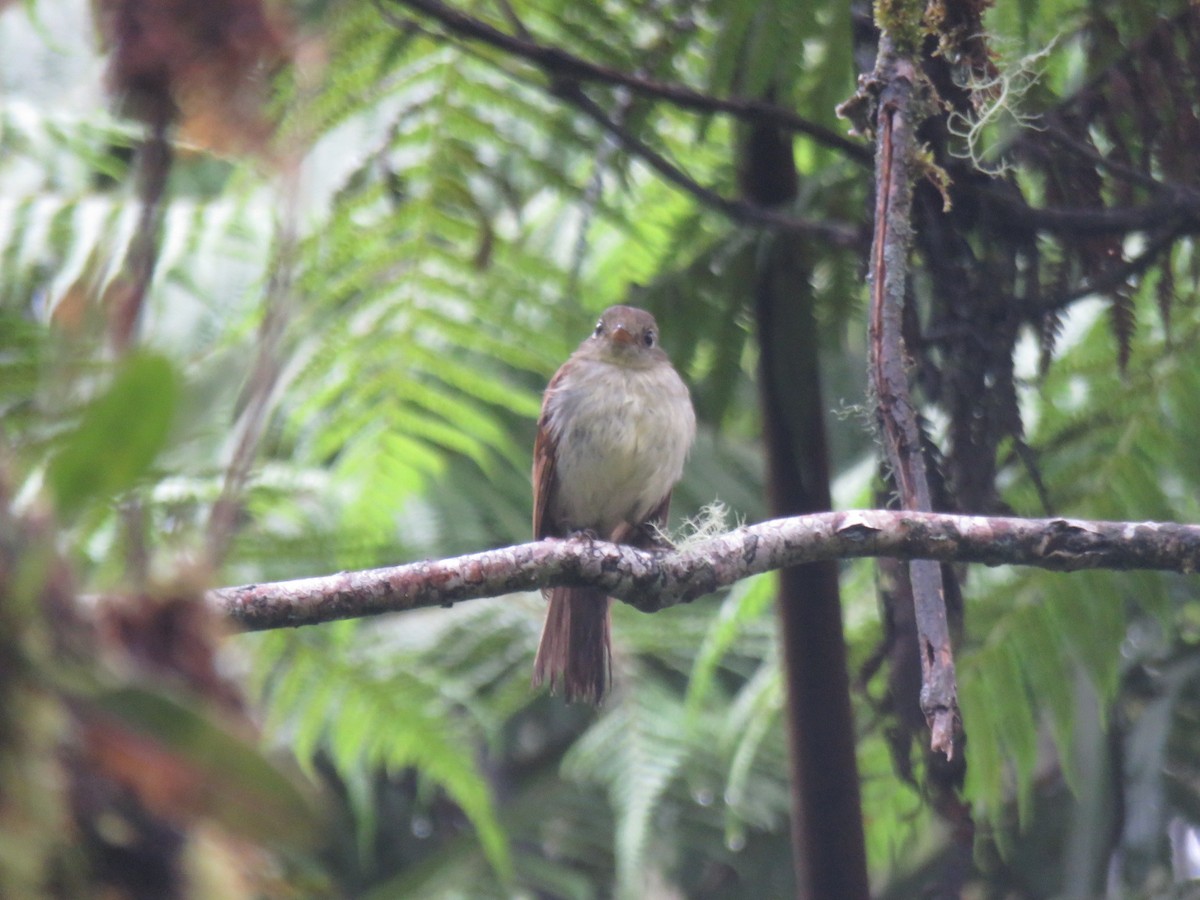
[
  {"left": 983, "top": 188, "right": 1200, "bottom": 237},
  {"left": 567, "top": 83, "right": 633, "bottom": 296},
  {"left": 383, "top": 0, "right": 862, "bottom": 242},
  {"left": 1037, "top": 124, "right": 1181, "bottom": 195},
  {"left": 112, "top": 119, "right": 174, "bottom": 585},
  {"left": 1040, "top": 227, "right": 1182, "bottom": 313},
  {"left": 205, "top": 172, "right": 300, "bottom": 565},
  {"left": 111, "top": 119, "right": 172, "bottom": 352},
  {"left": 386, "top": 0, "right": 871, "bottom": 162},
  {"left": 556, "top": 83, "right": 861, "bottom": 244}
]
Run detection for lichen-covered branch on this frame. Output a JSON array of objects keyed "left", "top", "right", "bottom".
[
  {"left": 212, "top": 511, "right": 1200, "bottom": 632},
  {"left": 862, "top": 20, "right": 962, "bottom": 758}
]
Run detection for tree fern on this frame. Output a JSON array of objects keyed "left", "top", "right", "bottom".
[
  {"left": 958, "top": 251, "right": 1200, "bottom": 848},
  {"left": 251, "top": 616, "right": 517, "bottom": 882}
]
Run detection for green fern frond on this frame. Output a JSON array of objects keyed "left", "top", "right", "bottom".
[
  {"left": 685, "top": 573, "right": 776, "bottom": 720},
  {"left": 722, "top": 660, "right": 787, "bottom": 833},
  {"left": 962, "top": 267, "right": 1200, "bottom": 846},
  {"left": 251, "top": 620, "right": 514, "bottom": 882},
  {"left": 563, "top": 682, "right": 690, "bottom": 898}
]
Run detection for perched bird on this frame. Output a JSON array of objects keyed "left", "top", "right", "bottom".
[{"left": 532, "top": 305, "right": 696, "bottom": 703}]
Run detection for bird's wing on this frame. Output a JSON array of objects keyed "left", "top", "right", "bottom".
[
  {"left": 642, "top": 492, "right": 672, "bottom": 531},
  {"left": 532, "top": 371, "right": 567, "bottom": 540}
]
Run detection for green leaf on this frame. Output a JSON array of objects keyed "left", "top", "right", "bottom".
[
  {"left": 991, "top": 642, "right": 1038, "bottom": 829},
  {"left": 959, "top": 653, "right": 1006, "bottom": 832},
  {"left": 47, "top": 352, "right": 180, "bottom": 515},
  {"left": 563, "top": 681, "right": 691, "bottom": 899},
  {"left": 256, "top": 629, "right": 514, "bottom": 885},
  {"left": 1014, "top": 603, "right": 1078, "bottom": 789},
  {"left": 685, "top": 573, "right": 774, "bottom": 720}
]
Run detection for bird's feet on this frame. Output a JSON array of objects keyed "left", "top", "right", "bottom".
[
  {"left": 633, "top": 521, "right": 674, "bottom": 550},
  {"left": 566, "top": 527, "right": 601, "bottom": 543}
]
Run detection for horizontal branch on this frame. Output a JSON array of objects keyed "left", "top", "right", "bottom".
[
  {"left": 212, "top": 510, "right": 1200, "bottom": 631},
  {"left": 981, "top": 183, "right": 1200, "bottom": 237}
]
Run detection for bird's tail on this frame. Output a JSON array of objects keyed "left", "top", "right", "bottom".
[{"left": 532, "top": 587, "right": 611, "bottom": 704}]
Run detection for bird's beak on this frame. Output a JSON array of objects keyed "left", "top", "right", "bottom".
[{"left": 610, "top": 324, "right": 635, "bottom": 345}]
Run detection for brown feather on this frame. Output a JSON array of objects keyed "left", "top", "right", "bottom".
[
  {"left": 532, "top": 364, "right": 616, "bottom": 702},
  {"left": 531, "top": 586, "right": 611, "bottom": 703},
  {"left": 532, "top": 367, "right": 567, "bottom": 539}
]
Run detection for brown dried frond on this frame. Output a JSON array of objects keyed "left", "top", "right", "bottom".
[
  {"left": 94, "top": 0, "right": 291, "bottom": 154},
  {"left": 1010, "top": 7, "right": 1200, "bottom": 366}
]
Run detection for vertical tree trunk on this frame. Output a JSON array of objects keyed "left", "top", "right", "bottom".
[{"left": 753, "top": 220, "right": 870, "bottom": 898}]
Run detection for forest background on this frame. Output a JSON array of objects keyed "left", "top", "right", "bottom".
[{"left": 3, "top": 0, "right": 1200, "bottom": 897}]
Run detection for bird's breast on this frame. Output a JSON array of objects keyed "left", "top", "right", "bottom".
[{"left": 545, "top": 360, "right": 695, "bottom": 536}]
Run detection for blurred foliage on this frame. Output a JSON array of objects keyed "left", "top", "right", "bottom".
[{"left": 2, "top": 0, "right": 1200, "bottom": 897}]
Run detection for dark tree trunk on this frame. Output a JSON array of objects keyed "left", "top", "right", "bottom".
[{"left": 746, "top": 117, "right": 870, "bottom": 894}]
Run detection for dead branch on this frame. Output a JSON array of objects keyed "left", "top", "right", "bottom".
[{"left": 863, "top": 27, "right": 961, "bottom": 759}]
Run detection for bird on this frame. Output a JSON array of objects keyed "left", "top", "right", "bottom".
[{"left": 532, "top": 305, "right": 696, "bottom": 703}]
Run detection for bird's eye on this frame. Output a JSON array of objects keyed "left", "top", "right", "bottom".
[
  {"left": 593, "top": 321, "right": 604, "bottom": 337},
  {"left": 643, "top": 329, "right": 656, "bottom": 347}
]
